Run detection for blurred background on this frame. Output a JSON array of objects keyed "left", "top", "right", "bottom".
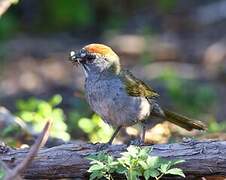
[{"left": 0, "top": 0, "right": 225, "bottom": 148}]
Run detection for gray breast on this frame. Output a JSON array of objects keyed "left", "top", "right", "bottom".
[{"left": 85, "top": 76, "right": 151, "bottom": 127}]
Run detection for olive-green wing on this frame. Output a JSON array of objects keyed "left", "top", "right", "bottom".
[{"left": 119, "top": 69, "right": 159, "bottom": 98}]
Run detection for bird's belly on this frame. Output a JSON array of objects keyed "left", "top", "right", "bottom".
[{"left": 85, "top": 78, "right": 151, "bottom": 127}]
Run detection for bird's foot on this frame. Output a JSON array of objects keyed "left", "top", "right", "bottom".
[
  {"left": 128, "top": 139, "right": 145, "bottom": 146},
  {"left": 95, "top": 143, "right": 111, "bottom": 151}
]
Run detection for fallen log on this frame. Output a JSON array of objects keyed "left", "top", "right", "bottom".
[{"left": 0, "top": 139, "right": 226, "bottom": 179}]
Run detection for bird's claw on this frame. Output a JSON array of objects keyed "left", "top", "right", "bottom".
[
  {"left": 95, "top": 143, "right": 111, "bottom": 151},
  {"left": 128, "top": 139, "right": 145, "bottom": 146}
]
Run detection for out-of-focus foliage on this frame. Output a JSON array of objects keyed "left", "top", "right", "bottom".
[
  {"left": 0, "top": 0, "right": 19, "bottom": 39},
  {"left": 159, "top": 68, "right": 216, "bottom": 116},
  {"left": 66, "top": 98, "right": 91, "bottom": 138},
  {"left": 0, "top": 13, "right": 18, "bottom": 40},
  {"left": 9, "top": 0, "right": 19, "bottom": 4},
  {"left": 87, "top": 145, "right": 185, "bottom": 180},
  {"left": 156, "top": 0, "right": 178, "bottom": 12},
  {"left": 78, "top": 114, "right": 113, "bottom": 143},
  {"left": 208, "top": 118, "right": 226, "bottom": 133},
  {"left": 67, "top": 110, "right": 83, "bottom": 135},
  {"left": 0, "top": 167, "right": 5, "bottom": 180},
  {"left": 0, "top": 123, "right": 21, "bottom": 146},
  {"left": 0, "top": 0, "right": 160, "bottom": 39},
  {"left": 16, "top": 95, "right": 70, "bottom": 141},
  {"left": 42, "top": 0, "right": 93, "bottom": 31}
]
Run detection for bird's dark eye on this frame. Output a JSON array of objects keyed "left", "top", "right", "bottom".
[{"left": 80, "top": 49, "right": 87, "bottom": 58}]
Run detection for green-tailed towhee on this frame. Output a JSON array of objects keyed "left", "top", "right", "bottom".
[{"left": 69, "top": 43, "right": 206, "bottom": 145}]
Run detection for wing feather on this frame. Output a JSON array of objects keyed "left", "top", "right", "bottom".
[{"left": 119, "top": 69, "right": 159, "bottom": 98}]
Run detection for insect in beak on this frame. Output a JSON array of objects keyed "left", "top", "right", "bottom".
[{"left": 69, "top": 51, "right": 81, "bottom": 67}]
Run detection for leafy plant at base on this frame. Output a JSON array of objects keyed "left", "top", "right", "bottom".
[
  {"left": 87, "top": 152, "right": 119, "bottom": 180},
  {"left": 87, "top": 146, "right": 185, "bottom": 180},
  {"left": 16, "top": 94, "right": 70, "bottom": 141}
]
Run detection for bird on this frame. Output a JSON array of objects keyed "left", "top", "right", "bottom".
[{"left": 69, "top": 43, "right": 206, "bottom": 146}]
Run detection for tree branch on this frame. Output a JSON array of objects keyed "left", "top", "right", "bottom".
[{"left": 0, "top": 139, "right": 226, "bottom": 179}]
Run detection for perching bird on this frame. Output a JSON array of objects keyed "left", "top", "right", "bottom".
[{"left": 69, "top": 43, "right": 206, "bottom": 145}]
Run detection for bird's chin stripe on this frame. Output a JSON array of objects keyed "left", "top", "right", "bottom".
[{"left": 82, "top": 64, "right": 89, "bottom": 77}]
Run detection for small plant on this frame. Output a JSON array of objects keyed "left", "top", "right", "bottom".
[
  {"left": 78, "top": 114, "right": 114, "bottom": 143},
  {"left": 16, "top": 94, "right": 70, "bottom": 141},
  {"left": 87, "top": 152, "right": 119, "bottom": 180},
  {"left": 87, "top": 146, "right": 185, "bottom": 180}
]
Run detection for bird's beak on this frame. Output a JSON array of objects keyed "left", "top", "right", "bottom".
[
  {"left": 69, "top": 51, "right": 80, "bottom": 62},
  {"left": 69, "top": 51, "right": 82, "bottom": 65},
  {"left": 69, "top": 51, "right": 76, "bottom": 61},
  {"left": 69, "top": 50, "right": 86, "bottom": 66}
]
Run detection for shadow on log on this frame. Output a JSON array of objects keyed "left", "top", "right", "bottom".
[{"left": 0, "top": 139, "right": 226, "bottom": 179}]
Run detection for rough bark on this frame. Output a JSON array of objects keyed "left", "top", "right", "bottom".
[{"left": 0, "top": 139, "right": 226, "bottom": 179}]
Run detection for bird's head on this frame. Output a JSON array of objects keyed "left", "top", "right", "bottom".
[{"left": 69, "top": 44, "right": 120, "bottom": 77}]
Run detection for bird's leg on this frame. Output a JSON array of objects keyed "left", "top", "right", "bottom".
[
  {"left": 108, "top": 125, "right": 122, "bottom": 145},
  {"left": 141, "top": 123, "right": 146, "bottom": 144},
  {"left": 96, "top": 126, "right": 122, "bottom": 151},
  {"left": 129, "top": 123, "right": 146, "bottom": 146}
]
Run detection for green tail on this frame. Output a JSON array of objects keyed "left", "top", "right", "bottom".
[{"left": 164, "top": 109, "right": 206, "bottom": 131}]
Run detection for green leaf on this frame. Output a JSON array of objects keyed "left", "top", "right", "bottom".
[
  {"left": 20, "top": 111, "right": 34, "bottom": 122},
  {"left": 116, "top": 165, "right": 127, "bottom": 174},
  {"left": 89, "top": 159, "right": 105, "bottom": 166},
  {"left": 138, "top": 160, "right": 148, "bottom": 169},
  {"left": 144, "top": 169, "right": 160, "bottom": 179},
  {"left": 127, "top": 146, "right": 139, "bottom": 157},
  {"left": 49, "top": 94, "right": 62, "bottom": 106},
  {"left": 171, "top": 159, "right": 185, "bottom": 165},
  {"left": 139, "top": 147, "right": 151, "bottom": 158},
  {"left": 89, "top": 170, "right": 103, "bottom": 180},
  {"left": 128, "top": 170, "right": 141, "bottom": 180},
  {"left": 109, "top": 161, "right": 119, "bottom": 166},
  {"left": 146, "top": 156, "right": 161, "bottom": 169},
  {"left": 88, "top": 164, "right": 104, "bottom": 172},
  {"left": 107, "top": 155, "right": 114, "bottom": 163},
  {"left": 118, "top": 154, "right": 131, "bottom": 167},
  {"left": 78, "top": 118, "right": 95, "bottom": 133},
  {"left": 166, "top": 168, "right": 185, "bottom": 177},
  {"left": 90, "top": 153, "right": 108, "bottom": 162},
  {"left": 159, "top": 163, "right": 170, "bottom": 173}
]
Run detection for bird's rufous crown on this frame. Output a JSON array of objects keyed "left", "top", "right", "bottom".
[{"left": 84, "top": 44, "right": 117, "bottom": 58}]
